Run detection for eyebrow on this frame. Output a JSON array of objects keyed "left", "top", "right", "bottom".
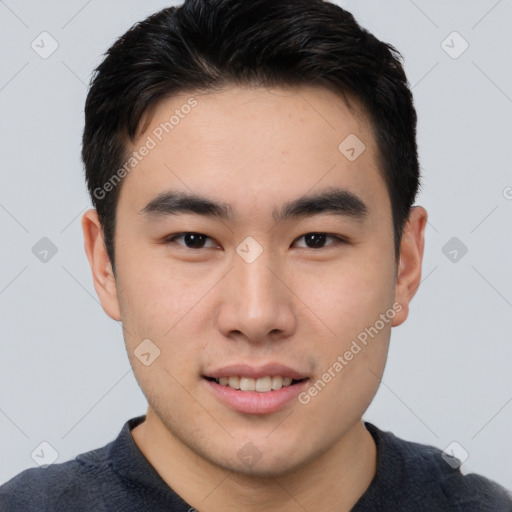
[{"left": 139, "top": 187, "right": 368, "bottom": 223}]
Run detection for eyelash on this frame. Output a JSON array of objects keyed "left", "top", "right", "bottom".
[{"left": 164, "top": 232, "right": 348, "bottom": 250}]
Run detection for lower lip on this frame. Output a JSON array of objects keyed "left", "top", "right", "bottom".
[{"left": 204, "top": 378, "right": 309, "bottom": 414}]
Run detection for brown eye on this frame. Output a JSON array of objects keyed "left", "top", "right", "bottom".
[
  {"left": 166, "top": 232, "right": 217, "bottom": 249},
  {"left": 293, "top": 233, "right": 345, "bottom": 249}
]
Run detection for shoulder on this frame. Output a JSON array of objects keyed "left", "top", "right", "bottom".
[
  {"left": 0, "top": 442, "right": 113, "bottom": 511},
  {"left": 362, "top": 422, "right": 512, "bottom": 511},
  {"left": 407, "top": 439, "right": 512, "bottom": 510}
]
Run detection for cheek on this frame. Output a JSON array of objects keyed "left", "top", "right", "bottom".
[
  {"left": 292, "top": 251, "right": 396, "bottom": 341},
  {"left": 115, "top": 253, "right": 216, "bottom": 377},
  {"left": 298, "top": 249, "right": 395, "bottom": 405},
  {"left": 116, "top": 268, "right": 203, "bottom": 402},
  {"left": 295, "top": 261, "right": 393, "bottom": 421},
  {"left": 116, "top": 252, "right": 196, "bottom": 328}
]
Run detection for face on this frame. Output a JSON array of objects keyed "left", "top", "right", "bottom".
[{"left": 84, "top": 84, "right": 422, "bottom": 477}]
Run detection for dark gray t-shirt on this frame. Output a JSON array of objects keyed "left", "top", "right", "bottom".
[{"left": 1, "top": 415, "right": 511, "bottom": 511}]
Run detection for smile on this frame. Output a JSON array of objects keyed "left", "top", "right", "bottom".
[{"left": 208, "top": 376, "right": 304, "bottom": 392}]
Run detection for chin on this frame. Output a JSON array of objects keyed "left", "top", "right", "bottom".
[
  {"left": 207, "top": 434, "right": 326, "bottom": 479},
  {"left": 219, "top": 453, "right": 306, "bottom": 479}
]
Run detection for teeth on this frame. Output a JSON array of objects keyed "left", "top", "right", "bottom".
[
  {"left": 255, "top": 376, "right": 272, "bottom": 392},
  {"left": 240, "top": 377, "right": 255, "bottom": 391},
  {"left": 214, "top": 376, "right": 297, "bottom": 392},
  {"left": 228, "top": 376, "right": 240, "bottom": 389},
  {"left": 271, "top": 376, "right": 283, "bottom": 390}
]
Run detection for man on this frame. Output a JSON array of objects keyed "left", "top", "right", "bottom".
[{"left": 1, "top": 0, "right": 511, "bottom": 510}]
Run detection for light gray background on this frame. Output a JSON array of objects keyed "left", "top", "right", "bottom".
[{"left": 1, "top": 0, "right": 511, "bottom": 491}]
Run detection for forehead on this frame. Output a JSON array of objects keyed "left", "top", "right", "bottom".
[
  {"left": 137, "top": 83, "right": 374, "bottom": 152},
  {"left": 118, "top": 84, "right": 386, "bottom": 221}
]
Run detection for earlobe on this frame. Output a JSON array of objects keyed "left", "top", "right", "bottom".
[
  {"left": 81, "top": 209, "right": 121, "bottom": 321},
  {"left": 391, "top": 206, "right": 428, "bottom": 327}
]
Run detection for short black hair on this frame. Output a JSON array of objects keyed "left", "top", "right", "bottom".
[{"left": 82, "top": 0, "right": 420, "bottom": 274}]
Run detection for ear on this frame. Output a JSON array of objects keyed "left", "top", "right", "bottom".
[
  {"left": 391, "top": 206, "right": 427, "bottom": 327},
  {"left": 81, "top": 209, "right": 121, "bottom": 321}
]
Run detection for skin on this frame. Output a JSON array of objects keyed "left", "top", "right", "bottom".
[{"left": 82, "top": 84, "right": 427, "bottom": 511}]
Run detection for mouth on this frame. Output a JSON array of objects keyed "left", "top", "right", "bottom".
[
  {"left": 204, "top": 375, "right": 307, "bottom": 393},
  {"left": 202, "top": 364, "right": 310, "bottom": 414}
]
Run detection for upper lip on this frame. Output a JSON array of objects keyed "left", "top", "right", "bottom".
[{"left": 204, "top": 363, "right": 309, "bottom": 380}]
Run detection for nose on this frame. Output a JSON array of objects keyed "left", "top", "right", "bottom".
[{"left": 215, "top": 249, "right": 297, "bottom": 344}]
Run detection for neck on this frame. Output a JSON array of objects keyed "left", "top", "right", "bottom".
[{"left": 131, "top": 408, "right": 377, "bottom": 512}]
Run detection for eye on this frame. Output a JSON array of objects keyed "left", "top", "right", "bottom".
[
  {"left": 293, "top": 233, "right": 346, "bottom": 249},
  {"left": 164, "top": 232, "right": 347, "bottom": 250},
  {"left": 165, "top": 232, "right": 218, "bottom": 249}
]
